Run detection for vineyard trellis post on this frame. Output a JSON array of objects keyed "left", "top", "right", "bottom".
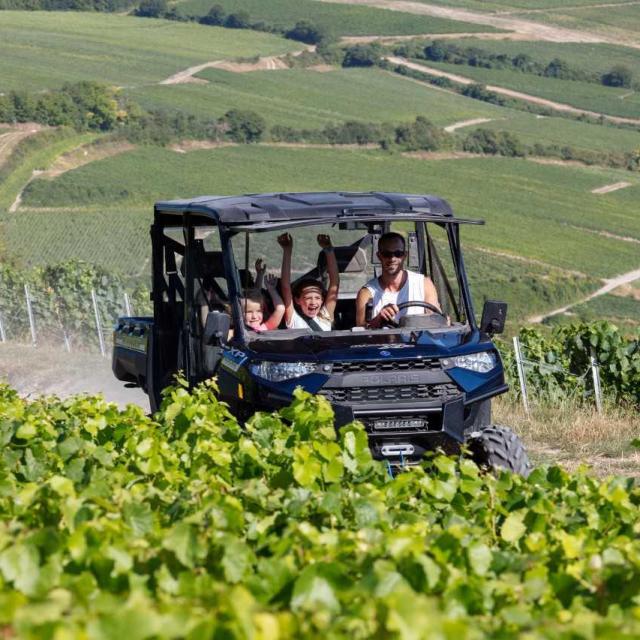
[
  {"left": 590, "top": 348, "right": 603, "bottom": 414},
  {"left": 24, "top": 284, "right": 37, "bottom": 346},
  {"left": 0, "top": 311, "right": 6, "bottom": 343},
  {"left": 512, "top": 336, "right": 530, "bottom": 415},
  {"left": 124, "top": 292, "right": 132, "bottom": 317},
  {"left": 62, "top": 329, "right": 71, "bottom": 353},
  {"left": 91, "top": 288, "right": 106, "bottom": 357}
]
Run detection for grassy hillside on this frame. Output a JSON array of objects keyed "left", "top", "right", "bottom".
[
  {"left": 532, "top": 5, "right": 640, "bottom": 37},
  {"left": 127, "top": 68, "right": 506, "bottom": 129},
  {"left": 425, "top": 39, "right": 640, "bottom": 78},
  {"left": 464, "top": 112, "right": 640, "bottom": 153},
  {"left": 173, "top": 0, "right": 498, "bottom": 37},
  {"left": 422, "top": 61, "right": 640, "bottom": 119},
  {"left": 13, "top": 146, "right": 640, "bottom": 279},
  {"left": 0, "top": 12, "right": 300, "bottom": 92},
  {"left": 410, "top": 0, "right": 639, "bottom": 10}
]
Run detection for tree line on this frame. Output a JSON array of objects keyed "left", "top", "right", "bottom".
[{"left": 393, "top": 40, "right": 636, "bottom": 90}]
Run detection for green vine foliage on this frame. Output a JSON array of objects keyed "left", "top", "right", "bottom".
[
  {"left": 498, "top": 321, "right": 640, "bottom": 405},
  {"left": 0, "top": 260, "right": 149, "bottom": 349},
  {"left": 0, "top": 383, "right": 639, "bottom": 638}
]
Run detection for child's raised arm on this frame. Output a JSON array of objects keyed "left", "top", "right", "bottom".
[
  {"left": 318, "top": 234, "right": 339, "bottom": 318},
  {"left": 254, "top": 258, "right": 266, "bottom": 290},
  {"left": 263, "top": 273, "right": 285, "bottom": 330},
  {"left": 277, "top": 233, "right": 294, "bottom": 325}
]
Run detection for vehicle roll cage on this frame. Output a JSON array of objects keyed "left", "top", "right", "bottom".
[{"left": 152, "top": 192, "right": 484, "bottom": 349}]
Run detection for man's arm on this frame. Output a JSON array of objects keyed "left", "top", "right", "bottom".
[
  {"left": 355, "top": 287, "right": 372, "bottom": 327},
  {"left": 356, "top": 288, "right": 399, "bottom": 328},
  {"left": 424, "top": 276, "right": 441, "bottom": 312}
]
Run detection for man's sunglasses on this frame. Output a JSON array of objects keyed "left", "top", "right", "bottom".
[{"left": 379, "top": 249, "right": 406, "bottom": 258}]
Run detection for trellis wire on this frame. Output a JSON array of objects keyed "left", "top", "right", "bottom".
[
  {"left": 515, "top": 339, "right": 603, "bottom": 412},
  {"left": 124, "top": 292, "right": 133, "bottom": 317},
  {"left": 91, "top": 288, "right": 106, "bottom": 358},
  {"left": 512, "top": 336, "right": 530, "bottom": 416},
  {"left": 24, "top": 284, "right": 37, "bottom": 347}
]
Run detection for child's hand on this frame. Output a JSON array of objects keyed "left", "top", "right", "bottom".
[
  {"left": 264, "top": 273, "right": 278, "bottom": 289},
  {"left": 255, "top": 258, "right": 266, "bottom": 275},
  {"left": 277, "top": 233, "right": 292, "bottom": 249},
  {"left": 317, "top": 234, "right": 332, "bottom": 249}
]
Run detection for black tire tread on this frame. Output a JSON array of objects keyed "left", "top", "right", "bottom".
[{"left": 470, "top": 425, "right": 530, "bottom": 477}]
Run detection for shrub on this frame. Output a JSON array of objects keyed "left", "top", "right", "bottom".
[
  {"left": 134, "top": 0, "right": 166, "bottom": 17},
  {"left": 461, "top": 83, "right": 506, "bottom": 106},
  {"left": 602, "top": 65, "right": 633, "bottom": 88},
  {"left": 199, "top": 4, "right": 225, "bottom": 25},
  {"left": 462, "top": 128, "right": 525, "bottom": 157},
  {"left": 285, "top": 20, "right": 329, "bottom": 45},
  {"left": 223, "top": 10, "right": 250, "bottom": 29},
  {"left": 222, "top": 109, "right": 266, "bottom": 143},
  {"left": 394, "top": 116, "right": 449, "bottom": 151},
  {"left": 342, "top": 44, "right": 382, "bottom": 68}
]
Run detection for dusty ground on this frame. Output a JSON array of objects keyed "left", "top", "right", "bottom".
[
  {"left": 1, "top": 344, "right": 636, "bottom": 477},
  {"left": 495, "top": 396, "right": 640, "bottom": 477},
  {"left": 0, "top": 124, "right": 46, "bottom": 167},
  {"left": 0, "top": 343, "right": 147, "bottom": 409}
]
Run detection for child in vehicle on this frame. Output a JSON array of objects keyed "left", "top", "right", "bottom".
[
  {"left": 241, "top": 272, "right": 285, "bottom": 332},
  {"left": 278, "top": 232, "right": 339, "bottom": 331}
]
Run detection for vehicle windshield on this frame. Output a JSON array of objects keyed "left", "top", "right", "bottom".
[{"left": 194, "top": 220, "right": 470, "bottom": 341}]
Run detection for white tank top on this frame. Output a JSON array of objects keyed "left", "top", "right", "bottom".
[{"left": 364, "top": 270, "right": 425, "bottom": 319}]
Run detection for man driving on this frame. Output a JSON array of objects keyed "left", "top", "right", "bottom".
[{"left": 355, "top": 232, "right": 441, "bottom": 328}]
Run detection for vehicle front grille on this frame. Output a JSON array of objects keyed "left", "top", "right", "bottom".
[
  {"left": 330, "top": 358, "right": 441, "bottom": 373},
  {"left": 319, "top": 382, "right": 459, "bottom": 404}
]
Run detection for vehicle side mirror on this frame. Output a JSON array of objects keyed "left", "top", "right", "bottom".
[
  {"left": 480, "top": 300, "right": 507, "bottom": 335},
  {"left": 203, "top": 311, "right": 231, "bottom": 345}
]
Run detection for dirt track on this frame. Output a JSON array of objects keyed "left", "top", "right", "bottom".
[
  {"left": 386, "top": 56, "right": 640, "bottom": 125},
  {"left": 159, "top": 48, "right": 315, "bottom": 84},
  {"left": 0, "top": 344, "right": 147, "bottom": 409},
  {"left": 0, "top": 124, "right": 44, "bottom": 168},
  {"left": 314, "top": 0, "right": 640, "bottom": 47},
  {"left": 528, "top": 268, "right": 640, "bottom": 323}
]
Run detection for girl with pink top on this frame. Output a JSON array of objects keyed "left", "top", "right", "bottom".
[{"left": 241, "top": 272, "right": 285, "bottom": 332}]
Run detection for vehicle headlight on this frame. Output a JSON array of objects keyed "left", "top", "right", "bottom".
[
  {"left": 441, "top": 351, "right": 497, "bottom": 373},
  {"left": 249, "top": 361, "right": 317, "bottom": 382}
]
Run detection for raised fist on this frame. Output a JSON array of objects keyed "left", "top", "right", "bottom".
[
  {"left": 317, "top": 234, "right": 332, "bottom": 249},
  {"left": 255, "top": 258, "right": 266, "bottom": 275},
  {"left": 264, "top": 273, "right": 278, "bottom": 289},
  {"left": 277, "top": 233, "right": 292, "bottom": 249}
]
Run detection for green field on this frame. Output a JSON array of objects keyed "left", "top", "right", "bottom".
[
  {"left": 409, "top": 0, "right": 639, "bottom": 10},
  {"left": 0, "top": 11, "right": 300, "bottom": 92},
  {"left": 425, "top": 39, "right": 640, "bottom": 79},
  {"left": 546, "top": 292, "right": 640, "bottom": 334},
  {"left": 127, "top": 67, "right": 506, "bottom": 129},
  {"left": 422, "top": 61, "right": 640, "bottom": 119},
  {"left": 530, "top": 5, "right": 640, "bottom": 37},
  {"left": 12, "top": 146, "right": 640, "bottom": 281},
  {"left": 462, "top": 112, "right": 640, "bottom": 153},
  {"left": 174, "top": 0, "right": 498, "bottom": 37}
]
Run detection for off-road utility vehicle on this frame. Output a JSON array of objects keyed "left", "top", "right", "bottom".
[{"left": 113, "top": 191, "right": 529, "bottom": 475}]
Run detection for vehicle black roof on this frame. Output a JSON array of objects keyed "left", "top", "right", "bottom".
[{"left": 154, "top": 192, "right": 482, "bottom": 229}]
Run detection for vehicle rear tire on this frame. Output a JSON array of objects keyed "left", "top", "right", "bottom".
[{"left": 468, "top": 425, "right": 530, "bottom": 477}]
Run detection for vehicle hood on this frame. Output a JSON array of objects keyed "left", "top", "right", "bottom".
[{"left": 247, "top": 328, "right": 487, "bottom": 360}]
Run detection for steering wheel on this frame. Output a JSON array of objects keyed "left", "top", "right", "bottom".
[{"left": 382, "top": 300, "right": 447, "bottom": 328}]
